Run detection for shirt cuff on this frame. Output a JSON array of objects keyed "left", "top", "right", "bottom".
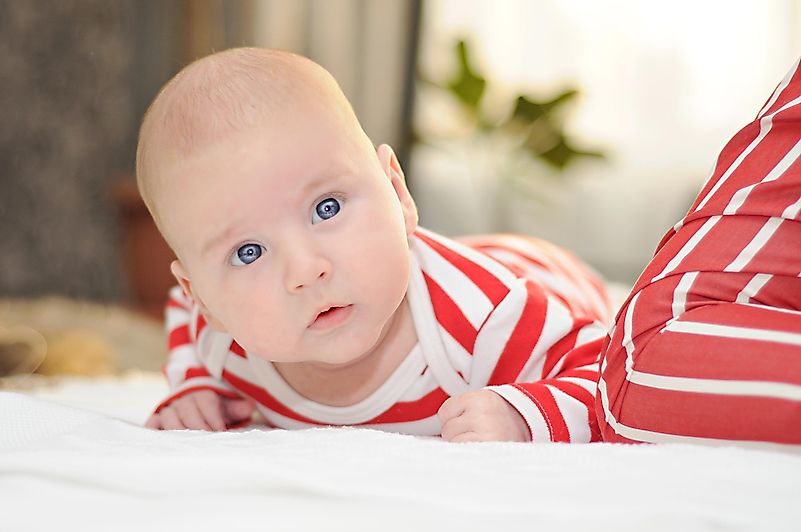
[{"left": 486, "top": 384, "right": 552, "bottom": 443}]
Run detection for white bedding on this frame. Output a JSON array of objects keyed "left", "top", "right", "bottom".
[{"left": 2, "top": 374, "right": 800, "bottom": 531}]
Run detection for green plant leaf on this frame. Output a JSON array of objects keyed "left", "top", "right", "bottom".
[
  {"left": 512, "top": 95, "right": 547, "bottom": 122},
  {"left": 445, "top": 40, "right": 486, "bottom": 113},
  {"left": 530, "top": 132, "right": 605, "bottom": 170}
]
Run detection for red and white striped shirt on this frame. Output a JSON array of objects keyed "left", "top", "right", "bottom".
[
  {"left": 158, "top": 227, "right": 612, "bottom": 442},
  {"left": 597, "top": 58, "right": 801, "bottom": 445}
]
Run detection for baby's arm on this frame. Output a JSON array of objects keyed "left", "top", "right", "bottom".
[
  {"left": 439, "top": 279, "right": 606, "bottom": 443},
  {"left": 147, "top": 286, "right": 254, "bottom": 431}
]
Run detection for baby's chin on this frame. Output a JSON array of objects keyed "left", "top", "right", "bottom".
[{"left": 244, "top": 331, "right": 383, "bottom": 368}]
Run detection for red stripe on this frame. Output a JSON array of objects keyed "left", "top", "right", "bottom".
[
  {"left": 622, "top": 382, "right": 801, "bottom": 444},
  {"left": 558, "top": 335, "right": 603, "bottom": 374},
  {"left": 417, "top": 230, "right": 509, "bottom": 306},
  {"left": 742, "top": 218, "right": 801, "bottom": 274},
  {"left": 223, "top": 370, "right": 322, "bottom": 425},
  {"left": 166, "top": 298, "right": 188, "bottom": 310},
  {"left": 196, "top": 313, "right": 207, "bottom": 336},
  {"left": 541, "top": 326, "right": 579, "bottom": 379},
  {"left": 759, "top": 62, "right": 801, "bottom": 118},
  {"left": 512, "top": 383, "right": 570, "bottom": 442},
  {"left": 168, "top": 324, "right": 190, "bottom": 350},
  {"left": 424, "top": 273, "right": 477, "bottom": 353},
  {"left": 558, "top": 368, "right": 599, "bottom": 382},
  {"left": 487, "top": 280, "right": 547, "bottom": 385},
  {"left": 549, "top": 380, "right": 600, "bottom": 442},
  {"left": 184, "top": 366, "right": 211, "bottom": 380},
  {"left": 365, "top": 387, "right": 450, "bottom": 425},
  {"left": 628, "top": 304, "right": 801, "bottom": 385},
  {"left": 230, "top": 341, "right": 246, "bottom": 357}
]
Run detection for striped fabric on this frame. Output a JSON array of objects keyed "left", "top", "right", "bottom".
[
  {"left": 157, "top": 227, "right": 611, "bottom": 442},
  {"left": 597, "top": 58, "right": 801, "bottom": 446}
]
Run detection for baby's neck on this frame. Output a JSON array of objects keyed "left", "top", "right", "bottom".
[{"left": 272, "top": 298, "right": 417, "bottom": 407}]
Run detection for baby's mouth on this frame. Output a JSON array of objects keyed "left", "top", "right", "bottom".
[{"left": 309, "top": 304, "right": 354, "bottom": 330}]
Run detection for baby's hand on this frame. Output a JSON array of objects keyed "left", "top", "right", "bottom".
[
  {"left": 145, "top": 389, "right": 255, "bottom": 431},
  {"left": 438, "top": 390, "right": 530, "bottom": 443}
]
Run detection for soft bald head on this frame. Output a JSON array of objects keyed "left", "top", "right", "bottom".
[{"left": 135, "top": 47, "right": 364, "bottom": 235}]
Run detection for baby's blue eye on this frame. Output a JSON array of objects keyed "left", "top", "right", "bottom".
[
  {"left": 230, "top": 243, "right": 263, "bottom": 266},
  {"left": 312, "top": 197, "right": 341, "bottom": 224}
]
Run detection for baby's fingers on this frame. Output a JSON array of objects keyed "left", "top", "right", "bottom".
[
  {"left": 173, "top": 398, "right": 215, "bottom": 430},
  {"left": 193, "top": 392, "right": 228, "bottom": 431},
  {"left": 159, "top": 407, "right": 188, "bottom": 430},
  {"left": 144, "top": 413, "right": 162, "bottom": 430},
  {"left": 222, "top": 398, "right": 256, "bottom": 427}
]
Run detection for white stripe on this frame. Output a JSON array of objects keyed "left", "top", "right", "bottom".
[
  {"left": 257, "top": 407, "right": 443, "bottom": 436},
  {"left": 487, "top": 385, "right": 551, "bottom": 443},
  {"left": 487, "top": 250, "right": 576, "bottom": 297},
  {"left": 772, "top": 94, "right": 801, "bottom": 116},
  {"left": 165, "top": 307, "right": 190, "bottom": 330},
  {"left": 723, "top": 139, "right": 801, "bottom": 215},
  {"left": 165, "top": 346, "right": 202, "bottom": 387},
  {"left": 628, "top": 370, "right": 801, "bottom": 401},
  {"left": 781, "top": 196, "right": 801, "bottom": 219},
  {"left": 534, "top": 324, "right": 604, "bottom": 382},
  {"left": 407, "top": 253, "right": 471, "bottom": 397},
  {"left": 169, "top": 376, "right": 236, "bottom": 396},
  {"left": 724, "top": 217, "right": 784, "bottom": 272},
  {"left": 419, "top": 228, "right": 518, "bottom": 286},
  {"left": 547, "top": 384, "right": 591, "bottom": 443},
  {"left": 240, "top": 344, "right": 436, "bottom": 425},
  {"left": 469, "top": 280, "right": 527, "bottom": 386},
  {"left": 651, "top": 216, "right": 721, "bottom": 282},
  {"left": 671, "top": 272, "right": 698, "bottom": 318},
  {"left": 665, "top": 320, "right": 801, "bottom": 346},
  {"left": 622, "top": 291, "right": 641, "bottom": 374},
  {"left": 757, "top": 57, "right": 800, "bottom": 118},
  {"left": 439, "top": 331, "right": 473, "bottom": 380},
  {"left": 736, "top": 273, "right": 772, "bottom": 304},
  {"left": 598, "top": 374, "right": 799, "bottom": 448},
  {"left": 558, "top": 375, "right": 597, "bottom": 395},
  {"left": 695, "top": 120, "right": 773, "bottom": 212},
  {"left": 414, "top": 236, "right": 494, "bottom": 329},
  {"left": 542, "top": 244, "right": 611, "bottom": 320},
  {"left": 692, "top": 94, "right": 801, "bottom": 213},
  {"left": 519, "top": 296, "right": 575, "bottom": 381},
  {"left": 740, "top": 302, "right": 801, "bottom": 316}
]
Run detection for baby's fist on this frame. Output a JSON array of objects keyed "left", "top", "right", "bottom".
[{"left": 438, "top": 389, "right": 530, "bottom": 443}]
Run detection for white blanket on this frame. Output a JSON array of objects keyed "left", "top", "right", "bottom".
[{"left": 2, "top": 376, "right": 800, "bottom": 532}]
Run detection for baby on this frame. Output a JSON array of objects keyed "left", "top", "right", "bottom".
[{"left": 137, "top": 47, "right": 612, "bottom": 442}]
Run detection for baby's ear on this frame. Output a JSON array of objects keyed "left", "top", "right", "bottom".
[
  {"left": 170, "top": 260, "right": 228, "bottom": 332},
  {"left": 376, "top": 144, "right": 418, "bottom": 236}
]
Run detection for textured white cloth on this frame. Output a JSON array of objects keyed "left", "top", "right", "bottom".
[{"left": 2, "top": 377, "right": 800, "bottom": 531}]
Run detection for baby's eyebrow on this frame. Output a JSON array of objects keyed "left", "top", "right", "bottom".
[{"left": 201, "top": 224, "right": 243, "bottom": 257}]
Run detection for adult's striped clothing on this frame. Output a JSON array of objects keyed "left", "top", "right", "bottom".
[
  {"left": 157, "top": 227, "right": 612, "bottom": 442},
  {"left": 597, "top": 58, "right": 801, "bottom": 445}
]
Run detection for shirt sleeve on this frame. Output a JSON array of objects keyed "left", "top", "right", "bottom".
[
  {"left": 476, "top": 277, "right": 607, "bottom": 443},
  {"left": 153, "top": 286, "right": 243, "bottom": 413},
  {"left": 596, "top": 58, "right": 801, "bottom": 444}
]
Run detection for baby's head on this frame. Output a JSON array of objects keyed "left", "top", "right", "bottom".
[{"left": 136, "top": 47, "right": 418, "bottom": 365}]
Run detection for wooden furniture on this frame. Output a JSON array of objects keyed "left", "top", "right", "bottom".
[{"left": 113, "top": 179, "right": 176, "bottom": 321}]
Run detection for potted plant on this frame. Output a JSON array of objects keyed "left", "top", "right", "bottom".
[{"left": 412, "top": 39, "right": 605, "bottom": 234}]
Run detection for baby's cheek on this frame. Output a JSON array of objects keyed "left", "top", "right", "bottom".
[{"left": 227, "top": 310, "right": 287, "bottom": 357}]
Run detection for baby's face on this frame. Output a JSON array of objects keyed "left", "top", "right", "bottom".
[{"left": 159, "top": 107, "right": 416, "bottom": 366}]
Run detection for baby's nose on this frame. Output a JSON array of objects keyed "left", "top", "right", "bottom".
[{"left": 284, "top": 244, "right": 331, "bottom": 293}]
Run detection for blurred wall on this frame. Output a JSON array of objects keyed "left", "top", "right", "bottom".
[{"left": 0, "top": 0, "right": 138, "bottom": 301}]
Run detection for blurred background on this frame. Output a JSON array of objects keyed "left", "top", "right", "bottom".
[{"left": 1, "top": 0, "right": 800, "bottom": 323}]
